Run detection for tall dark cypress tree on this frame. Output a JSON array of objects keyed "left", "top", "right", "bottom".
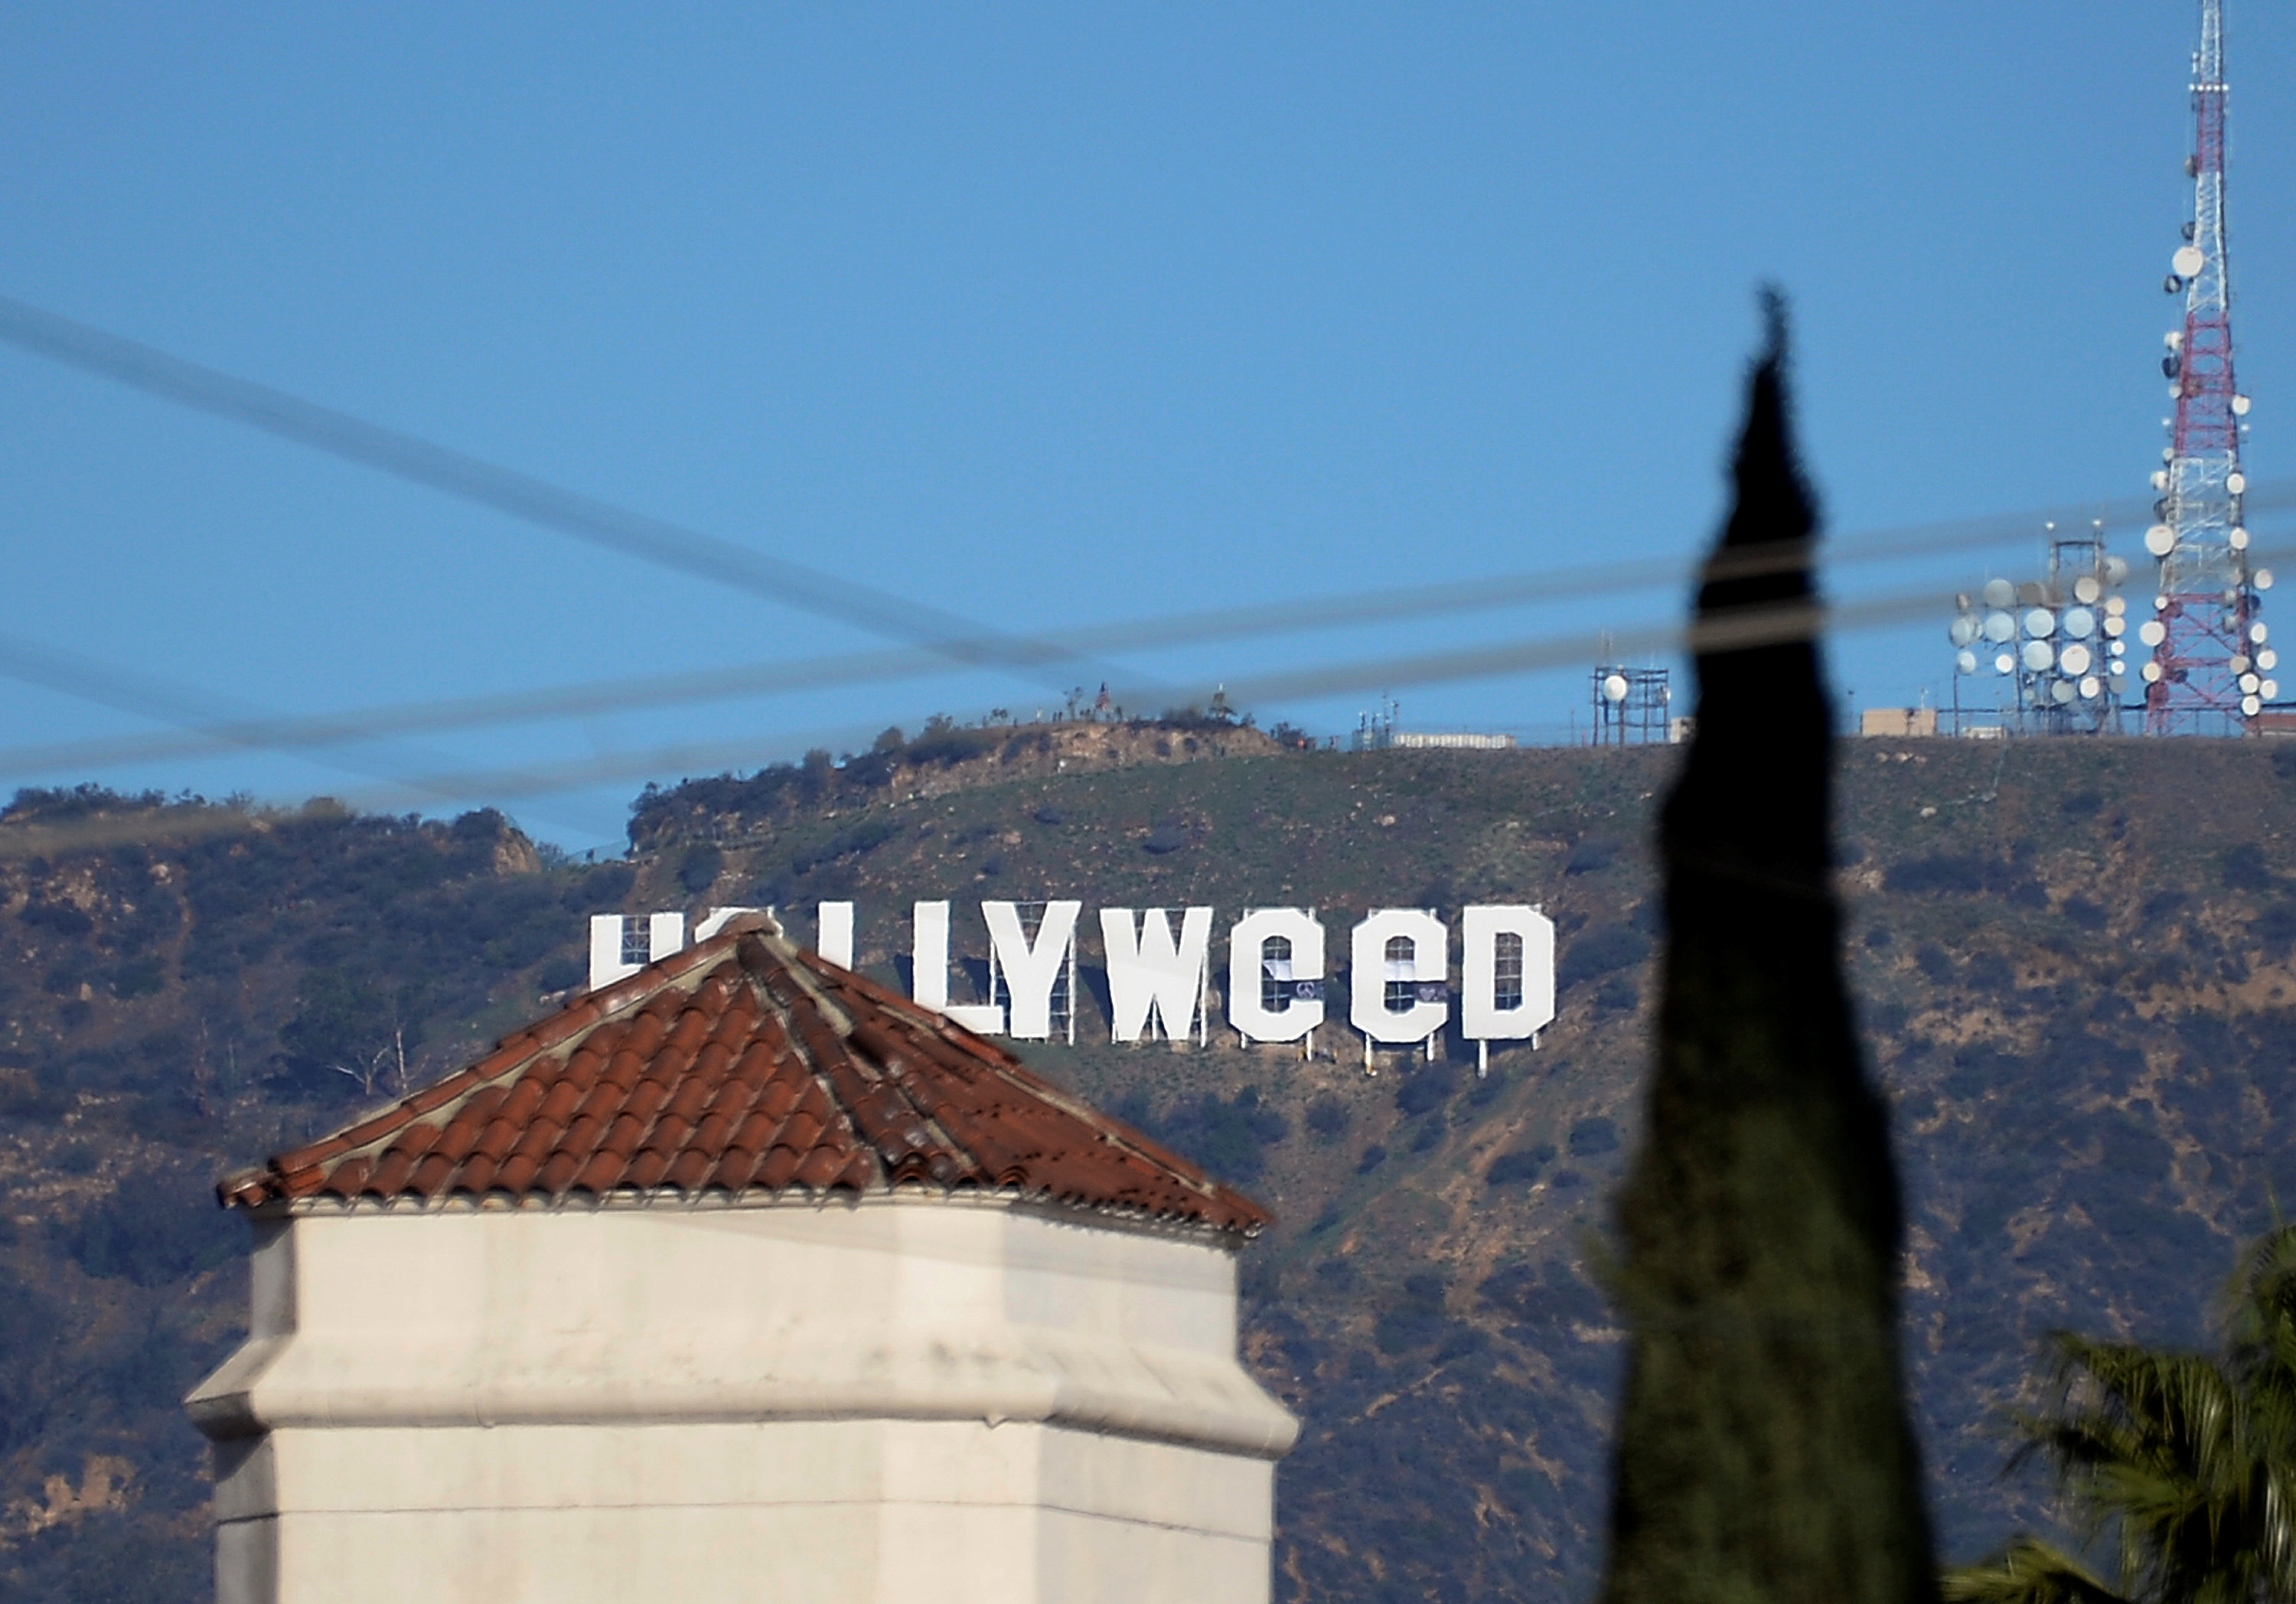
[{"left": 1598, "top": 297, "right": 1939, "bottom": 1604}]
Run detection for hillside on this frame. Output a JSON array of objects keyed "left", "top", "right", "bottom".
[{"left": 5, "top": 737, "right": 2296, "bottom": 1599}]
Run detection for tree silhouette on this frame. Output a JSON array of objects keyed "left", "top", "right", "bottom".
[{"left": 1599, "top": 295, "right": 1939, "bottom": 1603}]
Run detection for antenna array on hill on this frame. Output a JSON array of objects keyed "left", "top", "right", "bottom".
[{"left": 2143, "top": 0, "right": 2272, "bottom": 732}]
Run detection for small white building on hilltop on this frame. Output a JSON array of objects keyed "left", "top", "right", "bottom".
[{"left": 188, "top": 914, "right": 1295, "bottom": 1604}]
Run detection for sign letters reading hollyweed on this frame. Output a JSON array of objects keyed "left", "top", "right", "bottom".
[{"left": 587, "top": 901, "right": 1557, "bottom": 1053}]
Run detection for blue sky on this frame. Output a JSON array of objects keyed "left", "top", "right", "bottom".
[{"left": 0, "top": 2, "right": 2287, "bottom": 849}]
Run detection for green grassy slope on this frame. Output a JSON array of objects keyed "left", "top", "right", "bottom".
[{"left": 5, "top": 736, "right": 2296, "bottom": 1599}]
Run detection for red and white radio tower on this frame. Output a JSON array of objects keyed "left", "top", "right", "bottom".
[{"left": 2141, "top": 0, "right": 2271, "bottom": 733}]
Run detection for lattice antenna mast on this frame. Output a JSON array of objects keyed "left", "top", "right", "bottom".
[{"left": 2143, "top": 0, "right": 2269, "bottom": 732}]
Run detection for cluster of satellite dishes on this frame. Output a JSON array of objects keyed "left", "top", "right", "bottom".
[
  {"left": 1950, "top": 566, "right": 2133, "bottom": 708},
  {"left": 2136, "top": 581, "right": 2279, "bottom": 716}
]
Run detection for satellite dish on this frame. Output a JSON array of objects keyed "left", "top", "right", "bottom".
[
  {"left": 1949, "top": 615, "right": 1980, "bottom": 647},
  {"left": 2060, "top": 642, "right": 2093, "bottom": 676},
  {"left": 1603, "top": 673, "right": 1629, "bottom": 702},
  {"left": 2105, "top": 556, "right": 2131, "bottom": 585},
  {"left": 2261, "top": 648, "right": 2278, "bottom": 670},
  {"left": 2265, "top": 679, "right": 2281, "bottom": 700},
  {"left": 1981, "top": 578, "right": 2015, "bottom": 608},
  {"left": 1994, "top": 652, "right": 2015, "bottom": 676},
  {"left": 2103, "top": 614, "right": 2126, "bottom": 637},
  {"left": 2105, "top": 594, "right": 2128, "bottom": 617},
  {"left": 2174, "top": 245, "right": 2206, "bottom": 278},
  {"left": 2024, "top": 608, "right": 2056, "bottom": 638},
  {"left": 2145, "top": 524, "right": 2177, "bottom": 556},
  {"left": 2244, "top": 694, "right": 2263, "bottom": 716},
  {"left": 2141, "top": 660, "right": 2164, "bottom": 683},
  {"left": 1983, "top": 611, "right": 2016, "bottom": 644},
  {"left": 2073, "top": 575, "right": 2102, "bottom": 605},
  {"left": 2258, "top": 569, "right": 2275, "bottom": 591},
  {"left": 2109, "top": 639, "right": 2126, "bottom": 657},
  {"left": 2254, "top": 622, "right": 2272, "bottom": 645},
  {"left": 2234, "top": 654, "right": 2252, "bottom": 675},
  {"left": 2022, "top": 639, "right": 2055, "bottom": 673},
  {"left": 2050, "top": 679, "right": 2076, "bottom": 704},
  {"left": 2229, "top": 471, "right": 2249, "bottom": 495},
  {"left": 1956, "top": 649, "right": 1978, "bottom": 676},
  {"left": 2079, "top": 675, "right": 2102, "bottom": 699},
  {"left": 2232, "top": 527, "right": 2251, "bottom": 550},
  {"left": 2156, "top": 594, "right": 2172, "bottom": 611},
  {"left": 2063, "top": 607, "right": 2096, "bottom": 638},
  {"left": 2139, "top": 619, "right": 2168, "bottom": 647},
  {"left": 2242, "top": 673, "right": 2262, "bottom": 695},
  {"left": 2233, "top": 393, "right": 2252, "bottom": 416}
]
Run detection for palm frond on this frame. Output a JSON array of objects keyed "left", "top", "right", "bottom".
[{"left": 1942, "top": 1535, "right": 2131, "bottom": 1604}]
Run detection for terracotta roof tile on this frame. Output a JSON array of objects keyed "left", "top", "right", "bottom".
[{"left": 218, "top": 914, "right": 1269, "bottom": 1235}]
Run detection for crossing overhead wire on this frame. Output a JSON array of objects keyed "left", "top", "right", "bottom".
[
  {"left": 0, "top": 630, "right": 599, "bottom": 834},
  {"left": 0, "top": 295, "right": 1169, "bottom": 703},
  {"left": 0, "top": 489, "right": 2279, "bottom": 785},
  {"left": 6, "top": 553, "right": 2263, "bottom": 859}
]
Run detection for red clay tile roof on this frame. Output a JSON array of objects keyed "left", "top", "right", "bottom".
[{"left": 219, "top": 915, "right": 1270, "bottom": 1235}]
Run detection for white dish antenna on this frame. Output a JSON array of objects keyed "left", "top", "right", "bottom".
[
  {"left": 2229, "top": 471, "right": 2249, "bottom": 495},
  {"left": 2232, "top": 526, "right": 2250, "bottom": 550},
  {"left": 2144, "top": 524, "right": 2177, "bottom": 556},
  {"left": 2073, "top": 575, "right": 2102, "bottom": 605},
  {"left": 2105, "top": 594, "right": 2128, "bottom": 618},
  {"left": 2079, "top": 675, "right": 2102, "bottom": 699},
  {"left": 1603, "top": 673, "right": 1629, "bottom": 703},
  {"left": 2138, "top": 619, "right": 2168, "bottom": 647},
  {"left": 2233, "top": 393, "right": 2252, "bottom": 416},
  {"left": 2265, "top": 679, "right": 2281, "bottom": 700},
  {"left": 2141, "top": 660, "right": 2164, "bottom": 683},
  {"left": 1983, "top": 611, "right": 2016, "bottom": 644},
  {"left": 2174, "top": 244, "right": 2206, "bottom": 278},
  {"left": 2050, "top": 679, "right": 2076, "bottom": 705},
  {"left": 1949, "top": 615, "right": 1980, "bottom": 647},
  {"left": 2103, "top": 615, "right": 2126, "bottom": 638},
  {"left": 1955, "top": 649, "right": 1978, "bottom": 676},
  {"left": 2059, "top": 642, "right": 2093, "bottom": 676},
  {"left": 2260, "top": 648, "right": 2278, "bottom": 670},
  {"left": 2241, "top": 672, "right": 2262, "bottom": 694},
  {"left": 2024, "top": 608, "right": 2056, "bottom": 638},
  {"left": 1981, "top": 578, "right": 2015, "bottom": 609},
  {"left": 2253, "top": 622, "right": 2272, "bottom": 645},
  {"left": 2021, "top": 639, "right": 2055, "bottom": 673},
  {"left": 2105, "top": 556, "right": 2131, "bottom": 585},
  {"left": 2244, "top": 694, "right": 2263, "bottom": 716},
  {"left": 2257, "top": 568, "right": 2275, "bottom": 591},
  {"left": 1994, "top": 652, "right": 2015, "bottom": 676},
  {"left": 2062, "top": 606, "right": 2095, "bottom": 638}
]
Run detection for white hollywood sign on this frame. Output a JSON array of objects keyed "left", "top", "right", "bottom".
[{"left": 589, "top": 901, "right": 1556, "bottom": 1061}]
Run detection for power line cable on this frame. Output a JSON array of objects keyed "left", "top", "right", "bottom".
[
  {"left": 0, "top": 490, "right": 2274, "bottom": 784},
  {"left": 0, "top": 630, "right": 601, "bottom": 835},
  {"left": 2, "top": 562, "right": 2228, "bottom": 858},
  {"left": 0, "top": 295, "right": 1170, "bottom": 702}
]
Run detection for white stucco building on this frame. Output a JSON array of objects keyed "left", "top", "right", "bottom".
[{"left": 190, "top": 914, "right": 1296, "bottom": 1604}]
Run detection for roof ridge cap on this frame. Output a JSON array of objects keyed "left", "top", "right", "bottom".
[{"left": 742, "top": 929, "right": 855, "bottom": 1037}]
